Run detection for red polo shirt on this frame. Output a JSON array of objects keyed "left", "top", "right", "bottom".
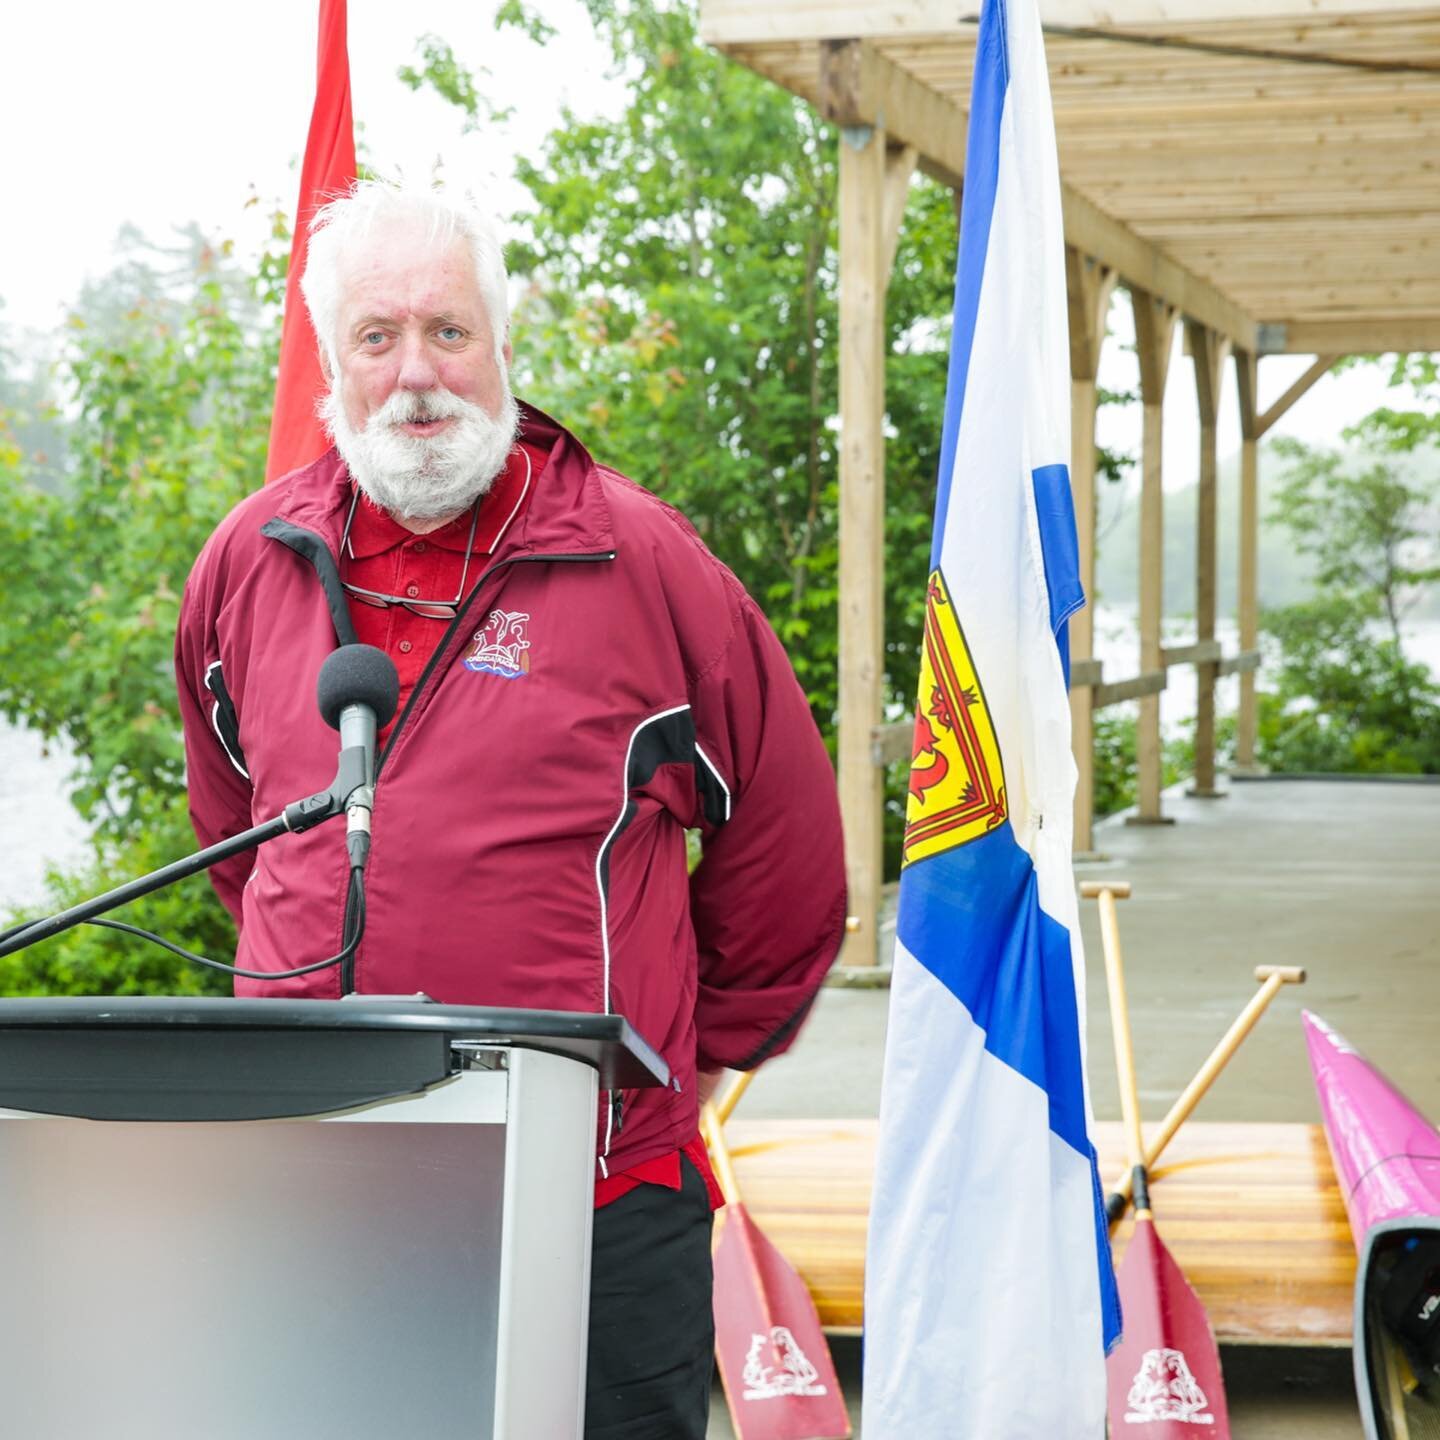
[
  {"left": 341, "top": 442, "right": 542, "bottom": 740},
  {"left": 339, "top": 444, "right": 721, "bottom": 1211}
]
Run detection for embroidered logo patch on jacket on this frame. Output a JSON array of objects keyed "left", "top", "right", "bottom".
[{"left": 464, "top": 609, "right": 531, "bottom": 679}]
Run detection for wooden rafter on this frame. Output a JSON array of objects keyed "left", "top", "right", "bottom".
[
  {"left": 706, "top": 3, "right": 1440, "bottom": 354},
  {"left": 1262, "top": 318, "right": 1440, "bottom": 354},
  {"left": 1255, "top": 356, "right": 1340, "bottom": 437},
  {"left": 812, "top": 38, "right": 1258, "bottom": 347}
]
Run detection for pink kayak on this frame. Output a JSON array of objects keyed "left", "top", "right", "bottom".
[{"left": 1303, "top": 1011, "right": 1440, "bottom": 1440}]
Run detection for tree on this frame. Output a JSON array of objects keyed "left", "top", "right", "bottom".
[
  {"left": 1258, "top": 399, "right": 1440, "bottom": 776},
  {"left": 1257, "top": 595, "right": 1440, "bottom": 775},
  {"left": 0, "top": 220, "right": 287, "bottom": 992},
  {"left": 1269, "top": 433, "right": 1440, "bottom": 650},
  {"left": 0, "top": 306, "right": 68, "bottom": 495}
]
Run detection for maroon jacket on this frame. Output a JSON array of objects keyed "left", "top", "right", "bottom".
[{"left": 175, "top": 405, "right": 846, "bottom": 1175}]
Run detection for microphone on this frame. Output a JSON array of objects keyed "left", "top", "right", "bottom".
[{"left": 316, "top": 645, "right": 400, "bottom": 869}]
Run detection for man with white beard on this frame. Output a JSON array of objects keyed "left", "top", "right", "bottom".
[{"left": 174, "top": 181, "right": 846, "bottom": 1439}]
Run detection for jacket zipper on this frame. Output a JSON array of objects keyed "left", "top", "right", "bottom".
[
  {"left": 338, "top": 546, "right": 616, "bottom": 990},
  {"left": 373, "top": 549, "right": 616, "bottom": 778}
]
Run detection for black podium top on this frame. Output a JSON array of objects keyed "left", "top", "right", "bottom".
[{"left": 0, "top": 997, "right": 670, "bottom": 1121}]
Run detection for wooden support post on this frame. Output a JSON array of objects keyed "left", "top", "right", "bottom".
[
  {"left": 1187, "top": 321, "right": 1229, "bottom": 799},
  {"left": 834, "top": 125, "right": 911, "bottom": 970},
  {"left": 1129, "top": 288, "right": 1176, "bottom": 825},
  {"left": 1233, "top": 349, "right": 1261, "bottom": 773},
  {"left": 1229, "top": 351, "right": 1336, "bottom": 774},
  {"left": 1066, "top": 248, "right": 1116, "bottom": 856}
]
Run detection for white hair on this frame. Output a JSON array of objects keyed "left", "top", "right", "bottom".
[{"left": 299, "top": 179, "right": 510, "bottom": 374}]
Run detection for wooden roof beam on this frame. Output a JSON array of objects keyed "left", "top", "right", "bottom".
[
  {"left": 817, "top": 40, "right": 967, "bottom": 188},
  {"left": 1041, "top": 0, "right": 1440, "bottom": 24},
  {"left": 815, "top": 39, "right": 1257, "bottom": 350},
  {"left": 700, "top": 0, "right": 1440, "bottom": 47},
  {"left": 1065, "top": 190, "right": 1256, "bottom": 349},
  {"left": 1260, "top": 318, "right": 1440, "bottom": 354}
]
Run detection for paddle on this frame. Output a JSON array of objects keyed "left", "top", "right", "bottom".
[
  {"left": 1102, "top": 961, "right": 1305, "bottom": 1223},
  {"left": 702, "top": 1091, "right": 850, "bottom": 1440},
  {"left": 1093, "top": 880, "right": 1232, "bottom": 1437},
  {"left": 1079, "top": 884, "right": 1307, "bottom": 1222},
  {"left": 716, "top": 1066, "right": 755, "bottom": 1126}
]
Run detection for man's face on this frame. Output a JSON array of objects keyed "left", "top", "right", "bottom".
[
  {"left": 322, "top": 221, "right": 520, "bottom": 525},
  {"left": 333, "top": 224, "right": 512, "bottom": 433}
]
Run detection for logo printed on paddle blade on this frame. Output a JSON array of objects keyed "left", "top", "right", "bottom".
[
  {"left": 1124, "top": 1347, "right": 1215, "bottom": 1425},
  {"left": 741, "top": 1326, "right": 828, "bottom": 1401},
  {"left": 901, "top": 569, "right": 1006, "bottom": 868}
]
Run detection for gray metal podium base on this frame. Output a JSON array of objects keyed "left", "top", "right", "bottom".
[{"left": 0, "top": 1000, "right": 668, "bottom": 1440}]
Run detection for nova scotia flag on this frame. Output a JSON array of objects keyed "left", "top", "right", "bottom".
[{"left": 861, "top": 1, "right": 1121, "bottom": 1435}]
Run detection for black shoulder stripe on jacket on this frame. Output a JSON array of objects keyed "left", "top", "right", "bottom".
[
  {"left": 596, "top": 707, "right": 733, "bottom": 899},
  {"left": 259, "top": 518, "right": 359, "bottom": 647},
  {"left": 203, "top": 661, "right": 250, "bottom": 780}
]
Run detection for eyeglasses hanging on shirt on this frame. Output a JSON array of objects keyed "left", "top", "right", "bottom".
[
  {"left": 339, "top": 491, "right": 480, "bottom": 620},
  {"left": 337, "top": 448, "right": 533, "bottom": 620}
]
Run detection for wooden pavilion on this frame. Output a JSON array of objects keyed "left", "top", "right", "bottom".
[{"left": 695, "top": 0, "right": 1440, "bottom": 962}]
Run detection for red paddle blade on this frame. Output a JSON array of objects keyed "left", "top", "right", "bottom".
[
  {"left": 712, "top": 1203, "right": 851, "bottom": 1440},
  {"left": 1107, "top": 1218, "right": 1231, "bottom": 1438}
]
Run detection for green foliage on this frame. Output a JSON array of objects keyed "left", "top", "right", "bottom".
[
  {"left": 1258, "top": 409, "right": 1440, "bottom": 775},
  {"left": 1092, "top": 708, "right": 1139, "bottom": 818},
  {"left": 397, "top": 35, "right": 514, "bottom": 128},
  {"left": 0, "top": 801, "right": 236, "bottom": 997},
  {"left": 1090, "top": 705, "right": 1194, "bottom": 819},
  {"left": 1256, "top": 595, "right": 1440, "bottom": 775},
  {"left": 494, "top": 0, "right": 558, "bottom": 45},
  {"left": 1096, "top": 382, "right": 1136, "bottom": 489},
  {"left": 1269, "top": 434, "right": 1440, "bottom": 648},
  {"left": 0, "top": 308, "right": 67, "bottom": 495},
  {"left": 0, "top": 231, "right": 283, "bottom": 992}
]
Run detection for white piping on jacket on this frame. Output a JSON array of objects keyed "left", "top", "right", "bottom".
[
  {"left": 593, "top": 702, "right": 691, "bottom": 1164},
  {"left": 204, "top": 661, "right": 250, "bottom": 780},
  {"left": 693, "top": 740, "right": 732, "bottom": 822}
]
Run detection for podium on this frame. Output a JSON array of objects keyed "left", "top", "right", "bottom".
[{"left": 0, "top": 996, "right": 669, "bottom": 1440}]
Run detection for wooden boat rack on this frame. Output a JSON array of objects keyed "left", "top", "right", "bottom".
[{"left": 725, "top": 1117, "right": 1355, "bottom": 1346}]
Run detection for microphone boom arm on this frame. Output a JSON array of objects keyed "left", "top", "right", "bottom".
[{"left": 0, "top": 754, "right": 367, "bottom": 961}]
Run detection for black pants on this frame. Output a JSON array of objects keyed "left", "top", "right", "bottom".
[{"left": 584, "top": 1154, "right": 715, "bottom": 1440}]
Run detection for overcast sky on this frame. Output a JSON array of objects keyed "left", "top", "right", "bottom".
[
  {"left": 2, "top": 0, "right": 620, "bottom": 334},
  {"left": 1, "top": 0, "right": 1409, "bottom": 490}
]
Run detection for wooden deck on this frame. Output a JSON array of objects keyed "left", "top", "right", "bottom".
[{"left": 726, "top": 1117, "right": 1356, "bottom": 1346}]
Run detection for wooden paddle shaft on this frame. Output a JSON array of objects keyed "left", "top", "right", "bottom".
[
  {"left": 1092, "top": 884, "right": 1148, "bottom": 1210},
  {"left": 715, "top": 1067, "right": 755, "bottom": 1126},
  {"left": 702, "top": 1101, "right": 743, "bottom": 1207},
  {"left": 1106, "top": 962, "right": 1306, "bottom": 1217}
]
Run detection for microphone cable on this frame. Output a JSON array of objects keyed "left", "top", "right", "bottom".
[{"left": 0, "top": 866, "right": 367, "bottom": 983}]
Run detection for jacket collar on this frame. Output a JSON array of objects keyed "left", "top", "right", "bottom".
[{"left": 265, "top": 399, "right": 616, "bottom": 563}]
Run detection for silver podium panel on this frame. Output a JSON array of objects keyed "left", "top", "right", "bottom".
[{"left": 0, "top": 1051, "right": 598, "bottom": 1439}]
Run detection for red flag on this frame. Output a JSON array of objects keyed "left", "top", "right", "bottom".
[{"left": 266, "top": 0, "right": 357, "bottom": 483}]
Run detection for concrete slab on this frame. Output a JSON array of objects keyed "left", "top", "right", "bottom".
[
  {"left": 740, "top": 778, "right": 1440, "bottom": 1129},
  {"left": 707, "top": 778, "right": 1440, "bottom": 1437}
]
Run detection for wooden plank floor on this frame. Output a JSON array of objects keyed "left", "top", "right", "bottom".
[{"left": 724, "top": 1118, "right": 1356, "bottom": 1346}]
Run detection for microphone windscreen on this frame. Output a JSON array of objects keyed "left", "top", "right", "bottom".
[{"left": 316, "top": 644, "right": 401, "bottom": 730}]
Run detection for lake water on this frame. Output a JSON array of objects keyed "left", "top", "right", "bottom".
[
  {"left": 0, "top": 727, "right": 90, "bottom": 914},
  {"left": 2, "top": 614, "right": 1437, "bottom": 916},
  {"left": 1092, "top": 606, "right": 1440, "bottom": 738}
]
